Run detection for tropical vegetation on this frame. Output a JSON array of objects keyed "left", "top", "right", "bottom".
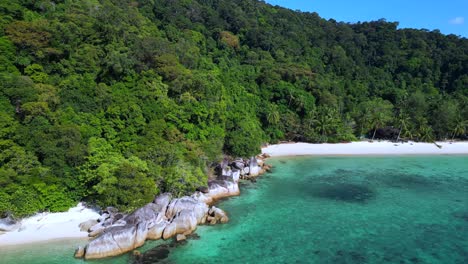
[{"left": 1, "top": 0, "right": 467, "bottom": 216}]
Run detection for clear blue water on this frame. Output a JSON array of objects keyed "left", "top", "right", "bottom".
[{"left": 1, "top": 156, "right": 467, "bottom": 264}]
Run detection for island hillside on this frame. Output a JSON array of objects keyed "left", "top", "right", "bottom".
[{"left": 0, "top": 0, "right": 467, "bottom": 217}]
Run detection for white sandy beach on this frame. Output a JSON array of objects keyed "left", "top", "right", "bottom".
[
  {"left": 262, "top": 141, "right": 468, "bottom": 157},
  {"left": 0, "top": 203, "right": 99, "bottom": 246}
]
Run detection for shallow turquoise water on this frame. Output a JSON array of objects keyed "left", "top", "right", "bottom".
[{"left": 1, "top": 156, "right": 467, "bottom": 264}]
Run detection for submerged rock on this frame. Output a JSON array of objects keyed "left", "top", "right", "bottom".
[{"left": 133, "top": 245, "right": 170, "bottom": 264}]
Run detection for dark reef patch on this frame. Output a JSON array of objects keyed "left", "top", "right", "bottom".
[
  {"left": 385, "top": 173, "right": 433, "bottom": 188},
  {"left": 133, "top": 245, "right": 170, "bottom": 264},
  {"left": 313, "top": 183, "right": 376, "bottom": 203},
  {"left": 453, "top": 211, "right": 468, "bottom": 222},
  {"left": 332, "top": 250, "right": 367, "bottom": 263},
  {"left": 364, "top": 169, "right": 439, "bottom": 190}
]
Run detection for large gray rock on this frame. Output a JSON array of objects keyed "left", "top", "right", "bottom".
[
  {"left": 221, "top": 168, "right": 233, "bottom": 178},
  {"left": 162, "top": 209, "right": 198, "bottom": 239},
  {"left": 191, "top": 191, "right": 213, "bottom": 204},
  {"left": 207, "top": 180, "right": 240, "bottom": 200},
  {"left": 84, "top": 222, "right": 148, "bottom": 259},
  {"left": 124, "top": 203, "right": 165, "bottom": 226},
  {"left": 215, "top": 158, "right": 230, "bottom": 177},
  {"left": 176, "top": 234, "right": 187, "bottom": 241},
  {"left": 218, "top": 168, "right": 240, "bottom": 183},
  {"left": 147, "top": 222, "right": 167, "bottom": 240},
  {"left": 153, "top": 193, "right": 172, "bottom": 209},
  {"left": 166, "top": 197, "right": 208, "bottom": 224}
]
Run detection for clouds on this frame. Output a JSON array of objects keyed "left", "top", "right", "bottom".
[{"left": 449, "top": 17, "right": 464, "bottom": 25}]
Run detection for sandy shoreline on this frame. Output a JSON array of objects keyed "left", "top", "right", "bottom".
[
  {"left": 262, "top": 141, "right": 468, "bottom": 157},
  {"left": 0, "top": 203, "right": 99, "bottom": 247},
  {"left": 1, "top": 141, "right": 467, "bottom": 247}
]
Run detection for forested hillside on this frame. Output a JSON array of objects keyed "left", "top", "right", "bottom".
[{"left": 1, "top": 0, "right": 467, "bottom": 217}]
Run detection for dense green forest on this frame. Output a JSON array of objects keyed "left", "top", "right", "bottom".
[{"left": 1, "top": 0, "right": 467, "bottom": 217}]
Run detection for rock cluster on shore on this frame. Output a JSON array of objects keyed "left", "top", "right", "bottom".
[
  {"left": 75, "top": 155, "right": 271, "bottom": 260},
  {"left": 0, "top": 216, "right": 21, "bottom": 232}
]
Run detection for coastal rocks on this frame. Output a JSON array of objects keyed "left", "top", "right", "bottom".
[
  {"left": 76, "top": 154, "right": 271, "bottom": 260},
  {"left": 208, "top": 206, "right": 229, "bottom": 224},
  {"left": 0, "top": 216, "right": 21, "bottom": 232},
  {"left": 231, "top": 159, "right": 245, "bottom": 170},
  {"left": 78, "top": 195, "right": 211, "bottom": 260},
  {"left": 217, "top": 156, "right": 265, "bottom": 180}
]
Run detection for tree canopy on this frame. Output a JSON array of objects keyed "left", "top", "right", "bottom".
[{"left": 1, "top": 0, "right": 467, "bottom": 216}]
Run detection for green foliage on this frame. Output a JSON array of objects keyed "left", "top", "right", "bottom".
[
  {"left": 10, "top": 187, "right": 43, "bottom": 217},
  {"left": 33, "top": 183, "right": 75, "bottom": 212},
  {"left": 0, "top": 191, "right": 12, "bottom": 217},
  {"left": 24, "top": 64, "right": 48, "bottom": 83},
  {"left": 0, "top": 0, "right": 467, "bottom": 216},
  {"left": 79, "top": 138, "right": 158, "bottom": 211}
]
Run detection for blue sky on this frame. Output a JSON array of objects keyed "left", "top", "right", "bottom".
[{"left": 265, "top": 0, "right": 468, "bottom": 37}]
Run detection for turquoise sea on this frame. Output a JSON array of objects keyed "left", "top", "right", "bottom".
[{"left": 1, "top": 156, "right": 467, "bottom": 264}]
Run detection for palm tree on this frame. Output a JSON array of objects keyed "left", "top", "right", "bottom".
[
  {"left": 451, "top": 118, "right": 467, "bottom": 141},
  {"left": 313, "top": 106, "right": 339, "bottom": 142},
  {"left": 396, "top": 112, "right": 411, "bottom": 142},
  {"left": 287, "top": 88, "right": 295, "bottom": 107},
  {"left": 266, "top": 104, "right": 280, "bottom": 125},
  {"left": 418, "top": 124, "right": 434, "bottom": 142}
]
